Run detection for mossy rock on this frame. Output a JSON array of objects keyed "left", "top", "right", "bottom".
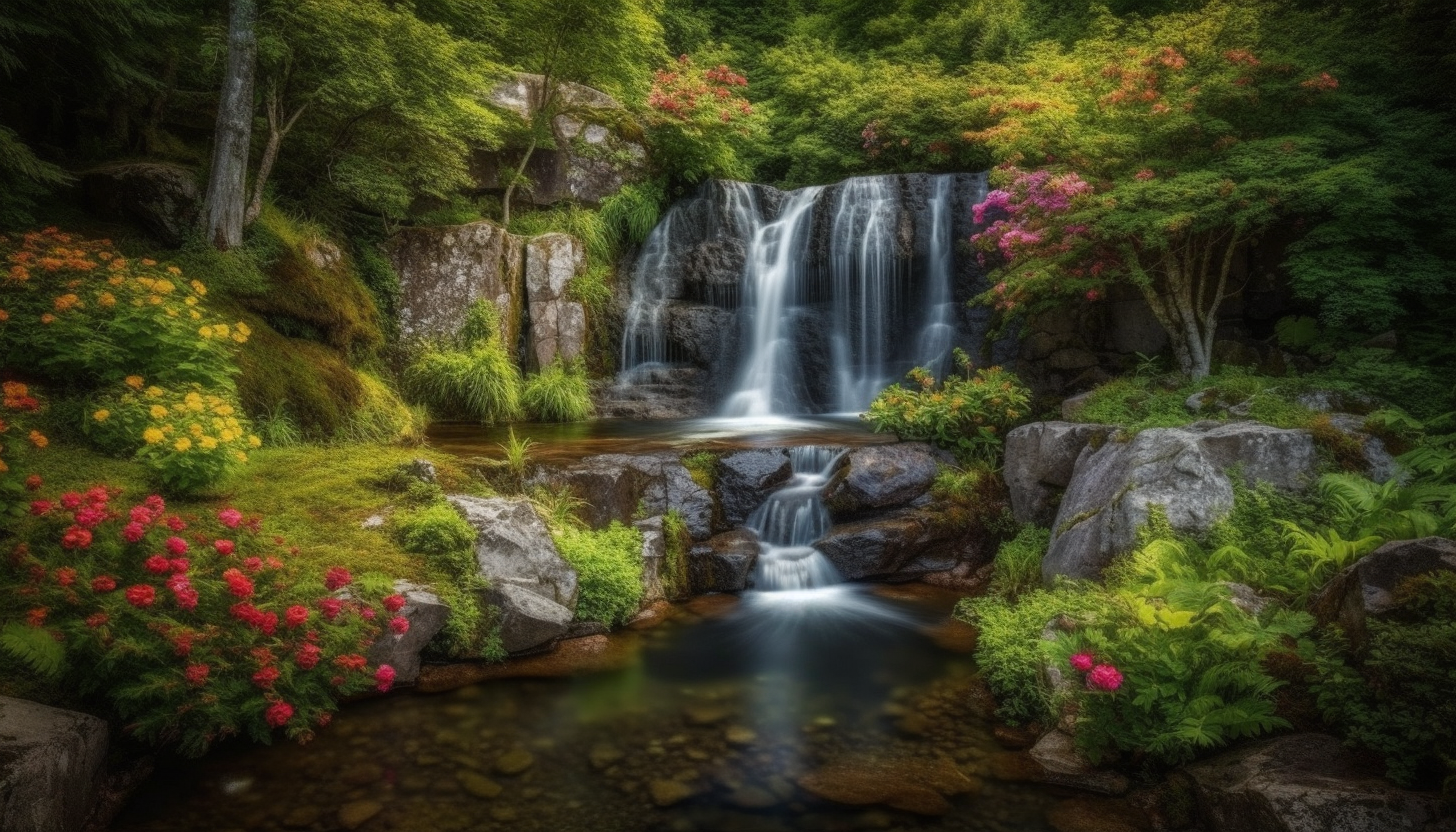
[{"left": 235, "top": 311, "right": 365, "bottom": 439}]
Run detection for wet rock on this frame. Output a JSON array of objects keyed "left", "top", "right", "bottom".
[
  {"left": 1004, "top": 422, "right": 1118, "bottom": 526},
  {"left": 530, "top": 453, "right": 714, "bottom": 540},
  {"left": 824, "top": 443, "right": 946, "bottom": 517},
  {"left": 388, "top": 221, "right": 526, "bottom": 342},
  {"left": 494, "top": 748, "right": 535, "bottom": 775},
  {"left": 717, "top": 449, "right": 793, "bottom": 527},
  {"left": 689, "top": 529, "right": 759, "bottom": 592},
  {"left": 82, "top": 162, "right": 200, "bottom": 245},
  {"left": 525, "top": 233, "right": 588, "bottom": 369},
  {"left": 458, "top": 771, "right": 502, "bottom": 798},
  {"left": 0, "top": 696, "right": 108, "bottom": 832},
  {"left": 1046, "top": 798, "right": 1148, "bottom": 832},
  {"left": 490, "top": 583, "right": 573, "bottom": 654},
  {"left": 1186, "top": 733, "right": 1451, "bottom": 832},
  {"left": 366, "top": 580, "right": 449, "bottom": 684},
  {"left": 1028, "top": 731, "right": 1131, "bottom": 796},
  {"left": 796, "top": 754, "right": 975, "bottom": 816},
  {"left": 337, "top": 800, "right": 383, "bottom": 830},
  {"left": 649, "top": 778, "right": 701, "bottom": 807},
  {"left": 1310, "top": 537, "right": 1456, "bottom": 651},
  {"left": 1045, "top": 422, "right": 1318, "bottom": 582},
  {"left": 814, "top": 507, "right": 977, "bottom": 582},
  {"left": 635, "top": 516, "right": 668, "bottom": 604},
  {"left": 993, "top": 724, "right": 1043, "bottom": 750},
  {"left": 628, "top": 599, "right": 673, "bottom": 630},
  {"left": 449, "top": 494, "right": 578, "bottom": 609}
]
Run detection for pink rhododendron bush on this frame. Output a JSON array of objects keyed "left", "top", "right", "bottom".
[{"left": 3, "top": 482, "right": 405, "bottom": 756}]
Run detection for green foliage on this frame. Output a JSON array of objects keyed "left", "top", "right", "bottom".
[
  {"left": 0, "top": 621, "right": 66, "bottom": 679},
  {"left": 250, "top": 405, "right": 305, "bottom": 449},
  {"left": 402, "top": 302, "right": 523, "bottom": 424},
  {"left": 1071, "top": 370, "right": 1319, "bottom": 433},
  {"left": 522, "top": 359, "right": 594, "bottom": 423},
  {"left": 661, "top": 509, "right": 691, "bottom": 600},
  {"left": 1274, "top": 316, "right": 1320, "bottom": 350},
  {"left": 340, "top": 372, "right": 425, "bottom": 445},
  {"left": 395, "top": 501, "right": 477, "bottom": 578},
  {"left": 552, "top": 522, "right": 645, "bottom": 626},
  {"left": 498, "top": 427, "right": 536, "bottom": 489},
  {"left": 600, "top": 180, "right": 666, "bottom": 246},
  {"left": 531, "top": 485, "right": 589, "bottom": 530},
  {"left": 681, "top": 451, "right": 719, "bottom": 491},
  {"left": 1313, "top": 573, "right": 1456, "bottom": 788},
  {"left": 864, "top": 351, "right": 1030, "bottom": 462},
  {"left": 1317, "top": 472, "right": 1456, "bottom": 541},
  {"left": 989, "top": 525, "right": 1050, "bottom": 599}
]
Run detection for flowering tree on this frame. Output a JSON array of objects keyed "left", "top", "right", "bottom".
[
  {"left": 964, "top": 6, "right": 1342, "bottom": 378},
  {"left": 644, "top": 53, "right": 763, "bottom": 183}
]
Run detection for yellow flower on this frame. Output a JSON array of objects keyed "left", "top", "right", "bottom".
[
  {"left": 153, "top": 280, "right": 175, "bottom": 294},
  {"left": 142, "top": 427, "right": 165, "bottom": 444},
  {"left": 149, "top": 404, "right": 168, "bottom": 419},
  {"left": 146, "top": 386, "right": 164, "bottom": 398},
  {"left": 213, "top": 323, "right": 230, "bottom": 338},
  {"left": 93, "top": 409, "right": 110, "bottom": 422},
  {"left": 232, "top": 330, "right": 248, "bottom": 343},
  {"left": 98, "top": 291, "right": 116, "bottom": 307},
  {"left": 220, "top": 429, "right": 237, "bottom": 442},
  {"left": 189, "top": 310, "right": 201, "bottom": 320},
  {"left": 107, "top": 275, "right": 124, "bottom": 286},
  {"left": 198, "top": 325, "right": 213, "bottom": 339},
  {"left": 168, "top": 266, "right": 182, "bottom": 276},
  {"left": 190, "top": 280, "right": 207, "bottom": 296},
  {"left": 173, "top": 437, "right": 192, "bottom": 452},
  {"left": 199, "top": 435, "right": 218, "bottom": 450},
  {"left": 184, "top": 296, "right": 198, "bottom": 307},
  {"left": 234, "top": 451, "right": 249, "bottom": 463},
  {"left": 236, "top": 322, "right": 252, "bottom": 338},
  {"left": 28, "top": 430, "right": 47, "bottom": 448},
  {"left": 148, "top": 294, "right": 163, "bottom": 305},
  {"left": 165, "top": 308, "right": 178, "bottom": 318},
  {"left": 141, "top": 258, "right": 157, "bottom": 267},
  {"left": 188, "top": 423, "right": 203, "bottom": 437},
  {"left": 248, "top": 435, "right": 262, "bottom": 448},
  {"left": 216, "top": 404, "right": 234, "bottom": 416},
  {"left": 125, "top": 375, "right": 145, "bottom": 390}
]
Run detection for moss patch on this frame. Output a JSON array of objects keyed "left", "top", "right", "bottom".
[{"left": 234, "top": 311, "right": 366, "bottom": 439}]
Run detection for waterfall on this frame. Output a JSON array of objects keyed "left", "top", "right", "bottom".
[
  {"left": 747, "top": 446, "right": 843, "bottom": 591},
  {"left": 617, "top": 172, "right": 989, "bottom": 417}
]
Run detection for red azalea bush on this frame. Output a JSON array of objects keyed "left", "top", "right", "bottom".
[{"left": 4, "top": 487, "right": 400, "bottom": 755}]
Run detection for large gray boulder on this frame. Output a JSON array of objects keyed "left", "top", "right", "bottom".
[
  {"left": 815, "top": 507, "right": 981, "bottom": 582},
  {"left": 1044, "top": 422, "right": 1317, "bottom": 582},
  {"left": 688, "top": 530, "right": 759, "bottom": 592},
  {"left": 1004, "top": 422, "right": 1117, "bottom": 525},
  {"left": 529, "top": 452, "right": 715, "bottom": 540},
  {"left": 1027, "top": 730, "right": 1130, "bottom": 795},
  {"left": 0, "top": 696, "right": 108, "bottom": 832},
  {"left": 634, "top": 515, "right": 667, "bottom": 603},
  {"left": 82, "top": 162, "right": 200, "bottom": 246},
  {"left": 823, "top": 443, "right": 946, "bottom": 517},
  {"left": 1310, "top": 537, "right": 1456, "bottom": 650},
  {"left": 489, "top": 584, "right": 574, "bottom": 654},
  {"left": 366, "top": 580, "right": 450, "bottom": 684},
  {"left": 1186, "top": 733, "right": 1452, "bottom": 832},
  {"left": 388, "top": 221, "right": 526, "bottom": 342},
  {"left": 524, "top": 233, "right": 588, "bottom": 370},
  {"left": 717, "top": 449, "right": 792, "bottom": 527}
]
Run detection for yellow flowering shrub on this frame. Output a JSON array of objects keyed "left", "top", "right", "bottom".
[
  {"left": 86, "top": 381, "right": 261, "bottom": 493},
  {"left": 0, "top": 227, "right": 248, "bottom": 390}
]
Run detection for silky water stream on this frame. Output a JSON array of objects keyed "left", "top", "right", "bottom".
[{"left": 113, "top": 441, "right": 1061, "bottom": 832}]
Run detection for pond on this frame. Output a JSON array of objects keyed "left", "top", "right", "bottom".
[{"left": 112, "top": 584, "right": 1062, "bottom": 832}]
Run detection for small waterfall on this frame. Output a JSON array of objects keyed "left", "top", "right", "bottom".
[
  {"left": 914, "top": 175, "right": 959, "bottom": 380},
  {"left": 829, "top": 176, "right": 904, "bottom": 412},
  {"left": 747, "top": 446, "right": 843, "bottom": 591}
]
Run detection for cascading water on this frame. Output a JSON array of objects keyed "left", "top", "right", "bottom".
[
  {"left": 616, "top": 172, "right": 991, "bottom": 417},
  {"left": 746, "top": 446, "right": 843, "bottom": 591}
]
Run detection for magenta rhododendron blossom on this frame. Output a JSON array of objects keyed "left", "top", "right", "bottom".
[
  {"left": 1069, "top": 652, "right": 1095, "bottom": 673},
  {"left": 1086, "top": 664, "right": 1124, "bottom": 692}
]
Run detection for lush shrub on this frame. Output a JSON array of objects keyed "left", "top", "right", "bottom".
[
  {"left": 1, "top": 489, "right": 401, "bottom": 756},
  {"left": 0, "top": 228, "right": 248, "bottom": 391},
  {"left": 394, "top": 501, "right": 476, "bottom": 576},
  {"left": 402, "top": 302, "right": 522, "bottom": 424},
  {"left": 341, "top": 372, "right": 424, "bottom": 445},
  {"left": 600, "top": 180, "right": 665, "bottom": 246},
  {"left": 553, "top": 522, "right": 644, "bottom": 627},
  {"left": 864, "top": 350, "right": 1031, "bottom": 462},
  {"left": 1314, "top": 573, "right": 1456, "bottom": 787},
  {"left": 0, "top": 381, "right": 47, "bottom": 516},
  {"left": 522, "top": 359, "right": 594, "bottom": 422},
  {"left": 990, "top": 525, "right": 1049, "bottom": 598},
  {"left": 85, "top": 380, "right": 260, "bottom": 494},
  {"left": 391, "top": 497, "right": 499, "bottom": 661}
]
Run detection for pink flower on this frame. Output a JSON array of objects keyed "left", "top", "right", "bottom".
[
  {"left": 144, "top": 555, "right": 172, "bottom": 574},
  {"left": 169, "top": 558, "right": 189, "bottom": 574},
  {"left": 1069, "top": 653, "right": 1095, "bottom": 673},
  {"left": 1085, "top": 289, "right": 1101, "bottom": 302},
  {"left": 389, "top": 616, "right": 410, "bottom": 635},
  {"left": 375, "top": 664, "right": 396, "bottom": 693},
  {"left": 164, "top": 536, "right": 188, "bottom": 555},
  {"left": 74, "top": 505, "right": 108, "bottom": 529},
  {"left": 252, "top": 666, "right": 280, "bottom": 689},
  {"left": 129, "top": 505, "right": 155, "bottom": 525},
  {"left": 125, "top": 584, "right": 156, "bottom": 608},
  {"left": 324, "top": 567, "right": 352, "bottom": 591},
  {"left": 122, "top": 521, "right": 147, "bottom": 543},
  {"left": 165, "top": 515, "right": 186, "bottom": 531},
  {"left": 1086, "top": 664, "right": 1124, "bottom": 692},
  {"left": 242, "top": 557, "right": 262, "bottom": 574},
  {"left": 265, "top": 701, "right": 294, "bottom": 728},
  {"left": 218, "top": 508, "right": 243, "bottom": 528},
  {"left": 382, "top": 594, "right": 406, "bottom": 614},
  {"left": 214, "top": 539, "right": 235, "bottom": 556}
]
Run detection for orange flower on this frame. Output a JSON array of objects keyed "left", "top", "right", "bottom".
[
  {"left": 7, "top": 265, "right": 28, "bottom": 281},
  {"left": 28, "top": 430, "right": 47, "bottom": 448},
  {"left": 53, "top": 294, "right": 81, "bottom": 312},
  {"left": 0, "top": 309, "right": 8, "bottom": 321},
  {"left": 125, "top": 375, "right": 145, "bottom": 390},
  {"left": 40, "top": 313, "right": 55, "bottom": 325}
]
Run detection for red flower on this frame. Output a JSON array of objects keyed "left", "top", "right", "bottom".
[
  {"left": 360, "top": 607, "right": 376, "bottom": 620},
  {"left": 334, "top": 654, "right": 367, "bottom": 672},
  {"left": 122, "top": 521, "right": 146, "bottom": 543},
  {"left": 169, "top": 558, "right": 189, "bottom": 574},
  {"left": 28, "top": 500, "right": 52, "bottom": 516},
  {"left": 54, "top": 567, "right": 76, "bottom": 587},
  {"left": 222, "top": 568, "right": 254, "bottom": 599},
  {"left": 214, "top": 539, "right": 235, "bottom": 556},
  {"left": 26, "top": 607, "right": 47, "bottom": 627},
  {"left": 185, "top": 663, "right": 210, "bottom": 686},
  {"left": 218, "top": 508, "right": 242, "bottom": 528},
  {"left": 59, "top": 492, "right": 82, "bottom": 510},
  {"left": 91, "top": 575, "right": 117, "bottom": 593},
  {"left": 73, "top": 505, "right": 107, "bottom": 529},
  {"left": 317, "top": 598, "right": 343, "bottom": 620},
  {"left": 252, "top": 666, "right": 280, "bottom": 689},
  {"left": 295, "top": 643, "right": 322, "bottom": 670},
  {"left": 382, "top": 594, "right": 406, "bottom": 614},
  {"left": 61, "top": 526, "right": 93, "bottom": 549},
  {"left": 173, "top": 587, "right": 199, "bottom": 612},
  {"left": 145, "top": 495, "right": 166, "bottom": 514},
  {"left": 1086, "top": 664, "right": 1124, "bottom": 692},
  {"left": 124, "top": 584, "right": 156, "bottom": 607},
  {"left": 284, "top": 605, "right": 309, "bottom": 628},
  {"left": 24, "top": 474, "right": 42, "bottom": 491},
  {"left": 144, "top": 555, "right": 171, "bottom": 574},
  {"left": 85, "top": 612, "right": 109, "bottom": 628},
  {"left": 374, "top": 664, "right": 396, "bottom": 693},
  {"left": 129, "top": 506, "right": 155, "bottom": 525},
  {"left": 1069, "top": 653, "right": 1095, "bottom": 673},
  {"left": 165, "top": 515, "right": 186, "bottom": 531},
  {"left": 389, "top": 616, "right": 410, "bottom": 635},
  {"left": 266, "top": 557, "right": 283, "bottom": 570},
  {"left": 242, "top": 557, "right": 262, "bottom": 574},
  {"left": 265, "top": 701, "right": 294, "bottom": 728},
  {"left": 171, "top": 630, "right": 195, "bottom": 656},
  {"left": 164, "top": 536, "right": 188, "bottom": 555},
  {"left": 324, "top": 567, "right": 352, "bottom": 591},
  {"left": 84, "top": 486, "right": 110, "bottom": 505}
]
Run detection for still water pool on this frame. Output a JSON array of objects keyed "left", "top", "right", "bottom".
[{"left": 113, "top": 585, "right": 1062, "bottom": 832}]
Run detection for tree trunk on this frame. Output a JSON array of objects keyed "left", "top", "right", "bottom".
[
  {"left": 499, "top": 134, "right": 537, "bottom": 230},
  {"left": 1128, "top": 233, "right": 1240, "bottom": 381},
  {"left": 203, "top": 0, "right": 258, "bottom": 251},
  {"left": 245, "top": 90, "right": 306, "bottom": 227}
]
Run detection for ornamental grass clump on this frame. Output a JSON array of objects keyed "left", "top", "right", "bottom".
[
  {"left": 522, "top": 358, "right": 594, "bottom": 423},
  {"left": 402, "top": 301, "right": 521, "bottom": 424},
  {"left": 1, "top": 489, "right": 403, "bottom": 756}
]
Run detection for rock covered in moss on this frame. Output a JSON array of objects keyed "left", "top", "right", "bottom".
[{"left": 1310, "top": 537, "right": 1456, "bottom": 651}]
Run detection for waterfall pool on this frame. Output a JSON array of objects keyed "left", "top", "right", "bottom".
[{"left": 111, "top": 584, "right": 1063, "bottom": 832}]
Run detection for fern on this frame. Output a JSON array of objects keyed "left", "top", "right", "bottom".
[{"left": 0, "top": 622, "right": 65, "bottom": 679}]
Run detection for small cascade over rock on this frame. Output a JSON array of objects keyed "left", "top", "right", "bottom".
[
  {"left": 611, "top": 172, "right": 994, "bottom": 418},
  {"left": 747, "top": 446, "right": 843, "bottom": 590}
]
